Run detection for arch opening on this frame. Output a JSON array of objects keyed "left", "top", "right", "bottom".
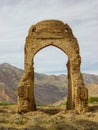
[{"left": 34, "top": 45, "right": 68, "bottom": 108}]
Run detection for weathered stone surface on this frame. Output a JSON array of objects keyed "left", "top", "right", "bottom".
[{"left": 17, "top": 19, "right": 88, "bottom": 113}]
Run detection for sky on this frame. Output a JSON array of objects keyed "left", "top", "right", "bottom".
[{"left": 0, "top": 0, "right": 98, "bottom": 75}]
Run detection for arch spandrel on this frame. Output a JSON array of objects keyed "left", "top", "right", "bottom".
[
  {"left": 25, "top": 38, "right": 80, "bottom": 61},
  {"left": 17, "top": 20, "right": 88, "bottom": 113}
]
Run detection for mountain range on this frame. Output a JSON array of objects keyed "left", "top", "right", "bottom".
[{"left": 0, "top": 63, "right": 98, "bottom": 105}]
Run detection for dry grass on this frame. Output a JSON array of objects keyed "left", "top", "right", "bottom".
[{"left": 0, "top": 103, "right": 98, "bottom": 130}]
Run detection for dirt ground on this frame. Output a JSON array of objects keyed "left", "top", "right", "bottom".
[{"left": 0, "top": 104, "right": 98, "bottom": 130}]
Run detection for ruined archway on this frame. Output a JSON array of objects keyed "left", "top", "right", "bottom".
[{"left": 17, "top": 20, "right": 88, "bottom": 113}]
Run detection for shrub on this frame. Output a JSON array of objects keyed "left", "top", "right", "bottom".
[
  {"left": 0, "top": 102, "right": 15, "bottom": 106},
  {"left": 88, "top": 97, "right": 98, "bottom": 103}
]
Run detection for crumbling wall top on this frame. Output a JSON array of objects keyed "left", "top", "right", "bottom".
[
  {"left": 35, "top": 20, "right": 65, "bottom": 32},
  {"left": 28, "top": 19, "right": 73, "bottom": 39}
]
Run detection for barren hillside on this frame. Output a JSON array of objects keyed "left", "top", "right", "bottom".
[{"left": 0, "top": 63, "right": 98, "bottom": 105}]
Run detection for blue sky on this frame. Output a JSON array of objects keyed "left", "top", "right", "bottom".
[{"left": 0, "top": 0, "right": 98, "bottom": 75}]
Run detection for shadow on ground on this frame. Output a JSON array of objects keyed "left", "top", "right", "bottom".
[
  {"left": 88, "top": 104, "right": 98, "bottom": 112},
  {"left": 38, "top": 108, "right": 63, "bottom": 115},
  {"left": 75, "top": 119, "right": 98, "bottom": 130}
]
